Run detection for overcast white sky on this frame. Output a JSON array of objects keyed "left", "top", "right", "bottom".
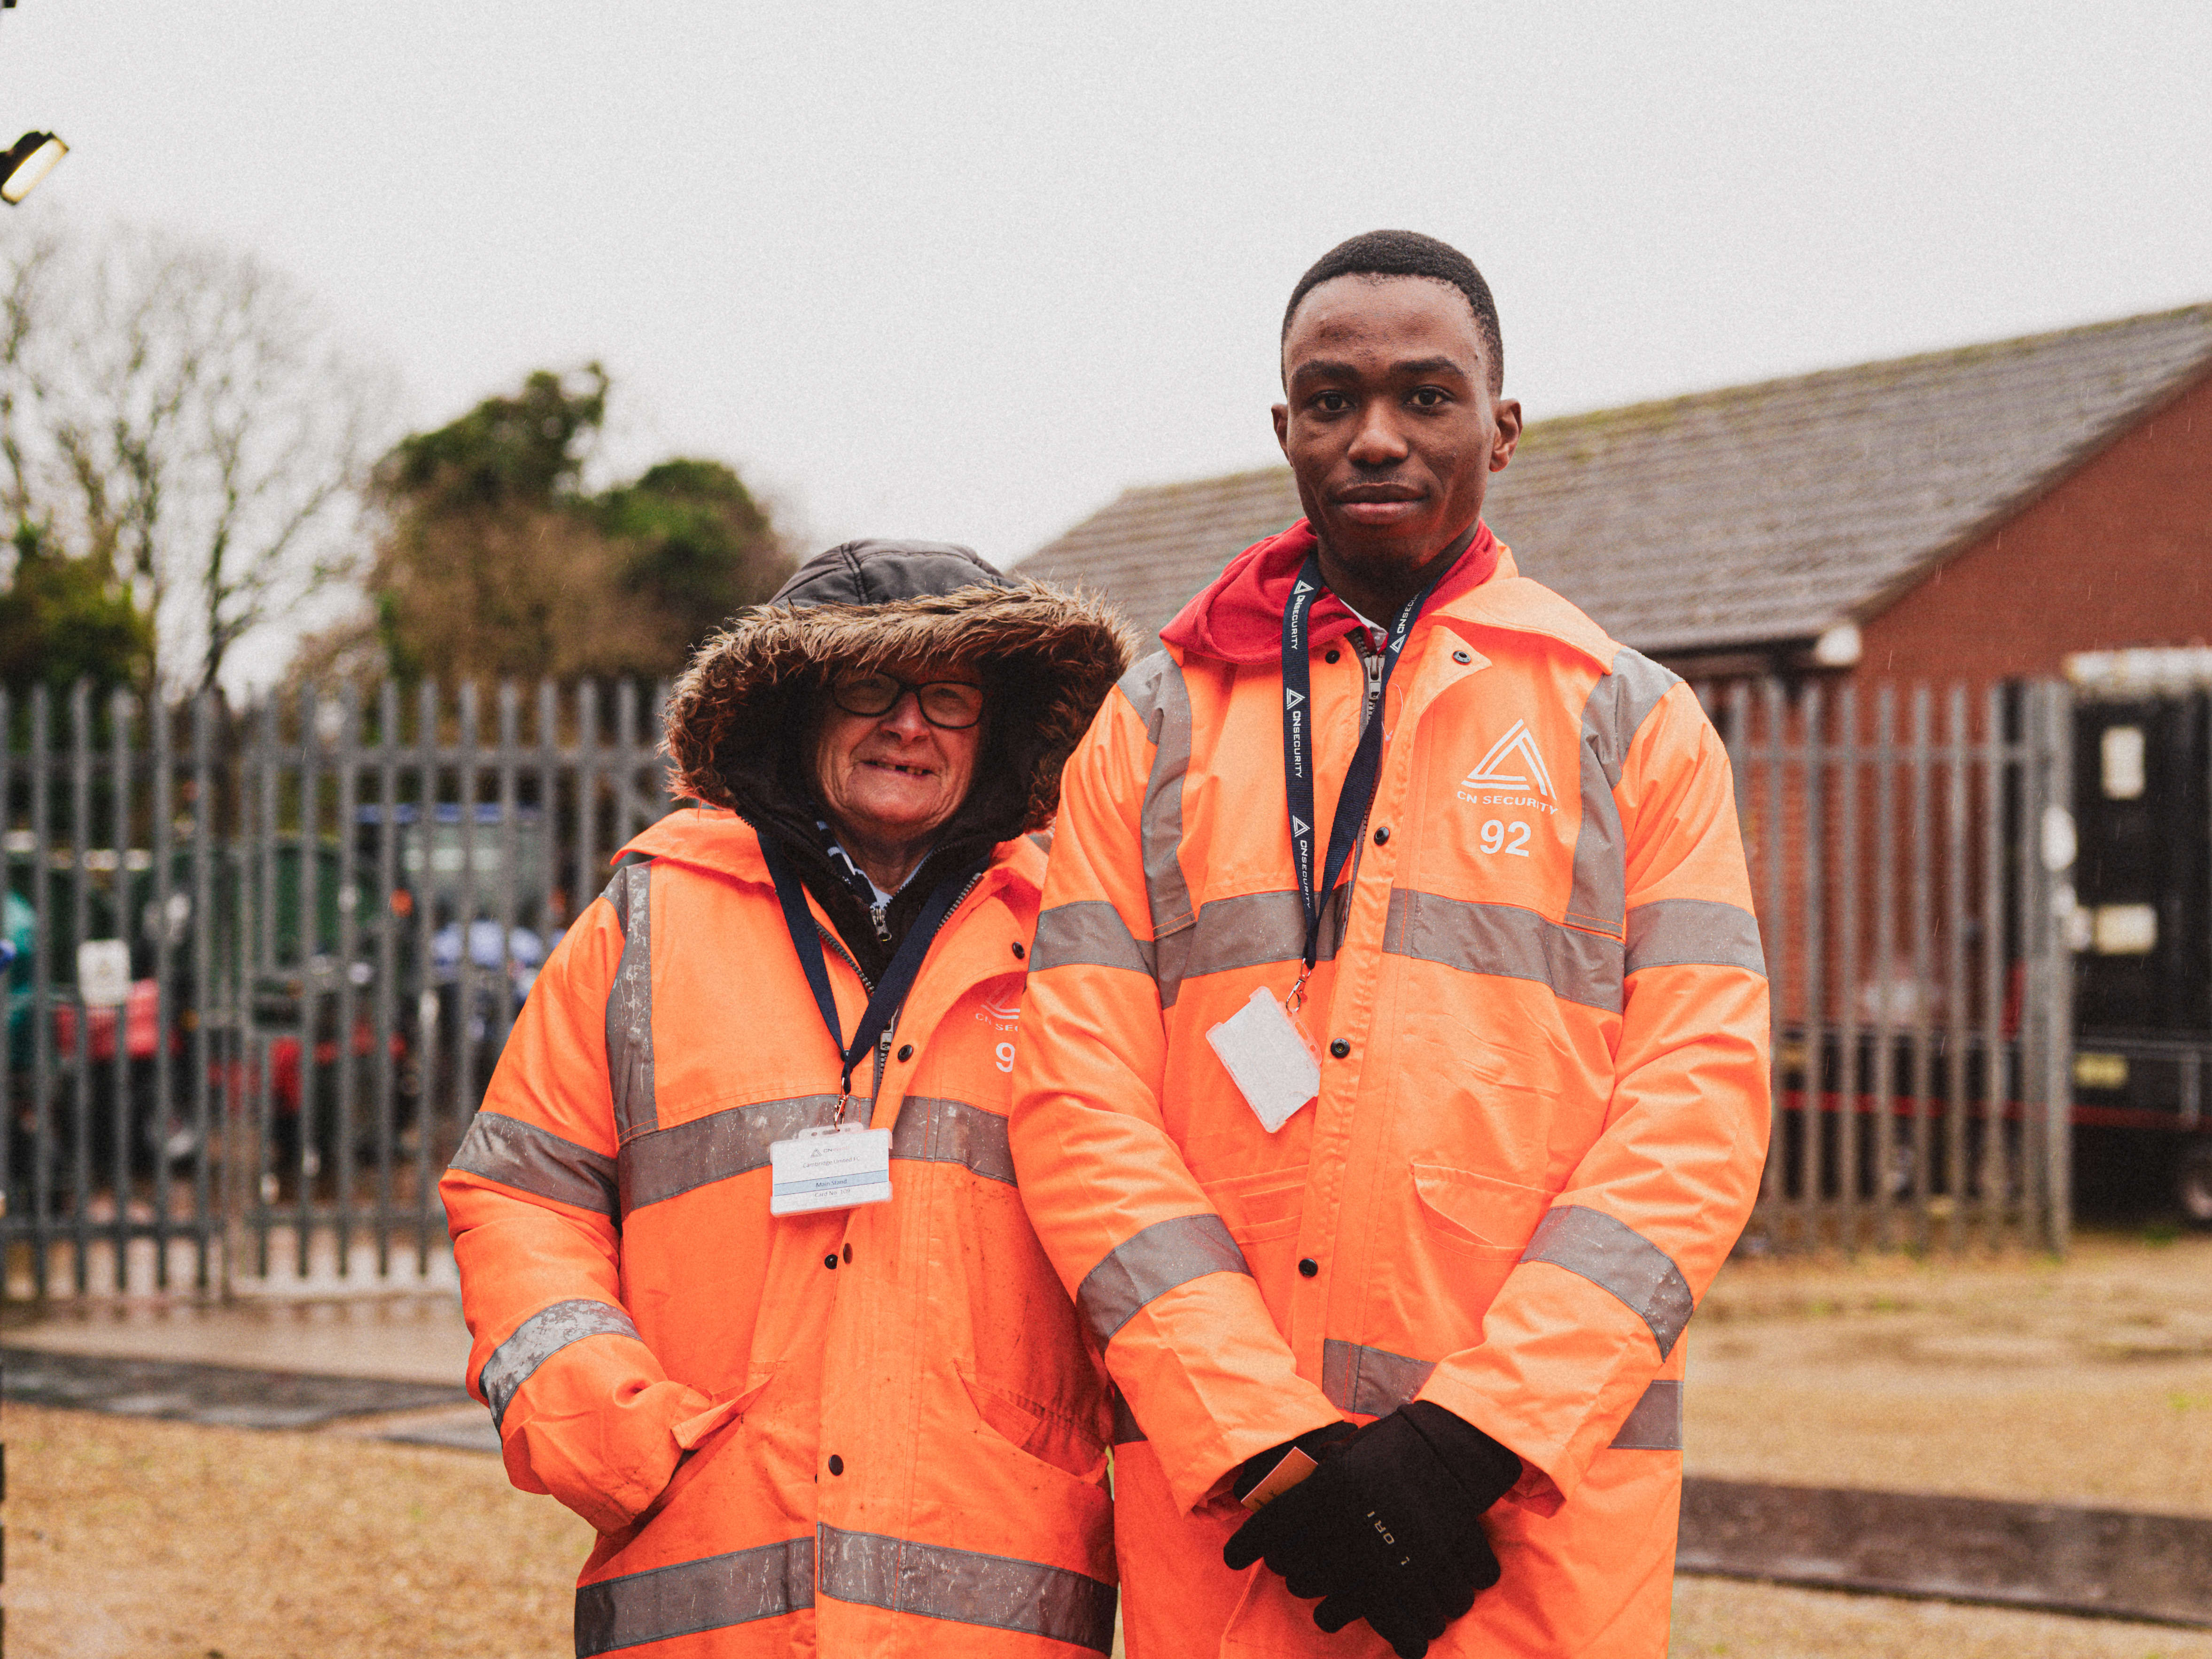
[{"left": 6, "top": 1, "right": 2209, "bottom": 652}]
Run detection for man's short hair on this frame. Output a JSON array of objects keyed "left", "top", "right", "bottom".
[{"left": 1282, "top": 230, "right": 1503, "bottom": 392}]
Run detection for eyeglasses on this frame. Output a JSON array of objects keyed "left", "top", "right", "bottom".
[{"left": 828, "top": 671, "right": 987, "bottom": 730}]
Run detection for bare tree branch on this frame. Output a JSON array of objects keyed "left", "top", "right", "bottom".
[{"left": 2, "top": 217, "right": 394, "bottom": 697}]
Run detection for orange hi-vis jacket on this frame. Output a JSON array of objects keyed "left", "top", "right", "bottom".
[
  {"left": 442, "top": 810, "right": 1117, "bottom": 1658},
  {"left": 1009, "top": 524, "right": 1770, "bottom": 1658}
]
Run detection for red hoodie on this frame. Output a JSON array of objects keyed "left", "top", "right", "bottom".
[{"left": 1159, "top": 518, "right": 1500, "bottom": 665}]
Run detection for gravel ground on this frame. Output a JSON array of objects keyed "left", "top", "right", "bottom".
[
  {"left": 11, "top": 1229, "right": 2212, "bottom": 1656},
  {"left": 15, "top": 1398, "right": 2212, "bottom": 1659},
  {"left": 1688, "top": 1230, "right": 2212, "bottom": 1512},
  {"left": 4, "top": 1402, "right": 592, "bottom": 1659},
  {"left": 1668, "top": 1577, "right": 2212, "bottom": 1659}
]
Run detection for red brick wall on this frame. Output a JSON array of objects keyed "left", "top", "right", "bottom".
[{"left": 1856, "top": 368, "right": 2212, "bottom": 686}]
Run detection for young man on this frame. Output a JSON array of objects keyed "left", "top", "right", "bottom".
[{"left": 1010, "top": 231, "right": 1770, "bottom": 1658}]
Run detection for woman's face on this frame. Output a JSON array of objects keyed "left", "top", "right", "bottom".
[{"left": 808, "top": 655, "right": 986, "bottom": 848}]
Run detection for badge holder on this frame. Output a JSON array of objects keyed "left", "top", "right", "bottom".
[
  {"left": 769, "top": 1104, "right": 893, "bottom": 1217},
  {"left": 1207, "top": 981, "right": 1320, "bottom": 1134}
]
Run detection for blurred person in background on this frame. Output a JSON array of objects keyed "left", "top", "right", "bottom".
[
  {"left": 443, "top": 540, "right": 1132, "bottom": 1656},
  {"left": 1011, "top": 232, "right": 1771, "bottom": 1658}
]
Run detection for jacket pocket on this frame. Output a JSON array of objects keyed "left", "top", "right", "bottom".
[
  {"left": 960, "top": 1369, "right": 1109, "bottom": 1482},
  {"left": 1198, "top": 1167, "right": 1307, "bottom": 1245},
  {"left": 1410, "top": 1164, "right": 1556, "bottom": 1256}
]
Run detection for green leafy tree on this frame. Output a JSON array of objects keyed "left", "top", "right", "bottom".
[
  {"left": 598, "top": 457, "right": 789, "bottom": 661},
  {"left": 0, "top": 519, "right": 154, "bottom": 698},
  {"left": 387, "top": 365, "right": 608, "bottom": 514},
  {"left": 300, "top": 367, "right": 791, "bottom": 688}
]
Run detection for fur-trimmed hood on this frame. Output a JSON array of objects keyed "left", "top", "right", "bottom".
[{"left": 665, "top": 538, "right": 1135, "bottom": 858}]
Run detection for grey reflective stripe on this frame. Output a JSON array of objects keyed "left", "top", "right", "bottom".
[
  {"left": 604, "top": 863, "right": 658, "bottom": 1138},
  {"left": 1033, "top": 889, "right": 1347, "bottom": 997},
  {"left": 1120, "top": 652, "right": 1198, "bottom": 1005},
  {"left": 1381, "top": 888, "right": 1624, "bottom": 1012},
  {"left": 1608, "top": 1379, "right": 1683, "bottom": 1450},
  {"left": 1625, "top": 897, "right": 1768, "bottom": 978},
  {"left": 1032, "top": 900, "right": 1156, "bottom": 978},
  {"left": 574, "top": 1536, "right": 815, "bottom": 1656},
  {"left": 817, "top": 1524, "right": 1118, "bottom": 1655},
  {"left": 890, "top": 1095, "right": 1016, "bottom": 1186},
  {"left": 448, "top": 1110, "right": 617, "bottom": 1216},
  {"left": 1075, "top": 1213, "right": 1250, "bottom": 1348},
  {"left": 1321, "top": 1339, "right": 1436, "bottom": 1418},
  {"left": 620, "top": 1095, "right": 839, "bottom": 1212},
  {"left": 1567, "top": 648, "right": 1679, "bottom": 935},
  {"left": 1320, "top": 1342, "right": 1682, "bottom": 1451},
  {"left": 1520, "top": 1206, "right": 1695, "bottom": 1359},
  {"left": 481, "top": 1299, "right": 638, "bottom": 1431},
  {"left": 627, "top": 1094, "right": 1020, "bottom": 1208},
  {"left": 1110, "top": 1392, "right": 1146, "bottom": 1445},
  {"left": 1186, "top": 888, "right": 1347, "bottom": 981}
]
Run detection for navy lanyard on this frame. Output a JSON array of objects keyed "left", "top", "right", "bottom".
[
  {"left": 761, "top": 836, "right": 981, "bottom": 1116},
  {"left": 1280, "top": 552, "right": 1446, "bottom": 992}
]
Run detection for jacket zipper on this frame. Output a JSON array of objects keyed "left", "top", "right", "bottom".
[
  {"left": 814, "top": 921, "right": 873, "bottom": 992},
  {"left": 1358, "top": 631, "right": 1386, "bottom": 735},
  {"left": 1341, "top": 633, "right": 1386, "bottom": 906}
]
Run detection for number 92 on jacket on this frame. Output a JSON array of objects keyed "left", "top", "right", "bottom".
[{"left": 768, "top": 1124, "right": 895, "bottom": 1215}]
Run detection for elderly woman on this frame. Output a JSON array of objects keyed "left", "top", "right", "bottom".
[{"left": 443, "top": 541, "right": 1132, "bottom": 1657}]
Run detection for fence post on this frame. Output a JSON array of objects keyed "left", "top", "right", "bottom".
[
  {"left": 1799, "top": 682, "right": 1826, "bottom": 1247},
  {"left": 2038, "top": 682, "right": 2077, "bottom": 1255},
  {"left": 1762, "top": 680, "right": 1787, "bottom": 1215},
  {"left": 1837, "top": 684, "right": 1860, "bottom": 1252},
  {"left": 1977, "top": 684, "right": 2007, "bottom": 1254}
]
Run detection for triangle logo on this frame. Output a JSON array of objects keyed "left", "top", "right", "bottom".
[
  {"left": 1290, "top": 815, "right": 1311, "bottom": 838},
  {"left": 1460, "top": 719, "right": 1556, "bottom": 799},
  {"left": 1284, "top": 688, "right": 1306, "bottom": 709}
]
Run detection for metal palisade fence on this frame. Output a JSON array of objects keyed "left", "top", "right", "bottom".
[
  {"left": 1704, "top": 678, "right": 2077, "bottom": 1257},
  {"left": 3, "top": 679, "right": 673, "bottom": 1299},
  {"left": 1, "top": 675, "right": 2078, "bottom": 1302}
]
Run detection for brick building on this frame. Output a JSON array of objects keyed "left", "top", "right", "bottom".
[{"left": 1018, "top": 302, "right": 2212, "bottom": 689}]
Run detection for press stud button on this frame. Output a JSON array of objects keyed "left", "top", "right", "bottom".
[
  {"left": 1299, "top": 1258, "right": 1319, "bottom": 1277},
  {"left": 1452, "top": 649, "right": 1472, "bottom": 664},
  {"left": 1325, "top": 649, "right": 1341, "bottom": 663},
  {"left": 842, "top": 1242, "right": 852, "bottom": 1263},
  {"left": 1011, "top": 942, "right": 1026, "bottom": 959},
  {"left": 828, "top": 1455, "right": 844, "bottom": 1475},
  {"left": 896, "top": 1044, "right": 913, "bottom": 1061},
  {"left": 824, "top": 1254, "right": 839, "bottom": 1270},
  {"left": 1329, "top": 1039, "right": 1350, "bottom": 1059},
  {"left": 1373, "top": 826, "right": 1390, "bottom": 845}
]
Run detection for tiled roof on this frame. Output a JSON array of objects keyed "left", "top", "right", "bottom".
[{"left": 1016, "top": 304, "right": 2212, "bottom": 653}]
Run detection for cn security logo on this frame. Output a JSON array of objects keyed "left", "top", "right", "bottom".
[{"left": 1459, "top": 720, "right": 1556, "bottom": 800}]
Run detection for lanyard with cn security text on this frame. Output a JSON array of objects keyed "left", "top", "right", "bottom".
[
  {"left": 760, "top": 834, "right": 980, "bottom": 1122},
  {"left": 1278, "top": 550, "right": 1447, "bottom": 1013}
]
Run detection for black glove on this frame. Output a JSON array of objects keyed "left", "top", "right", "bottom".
[
  {"left": 1222, "top": 1402, "right": 1521, "bottom": 1659},
  {"left": 1230, "top": 1420, "right": 1360, "bottom": 1502}
]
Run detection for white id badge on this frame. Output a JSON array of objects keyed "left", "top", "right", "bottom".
[
  {"left": 768, "top": 1123, "right": 894, "bottom": 1216},
  {"left": 1206, "top": 987, "right": 1321, "bottom": 1133}
]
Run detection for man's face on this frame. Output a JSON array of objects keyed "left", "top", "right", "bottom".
[{"left": 1272, "top": 274, "right": 1521, "bottom": 585}]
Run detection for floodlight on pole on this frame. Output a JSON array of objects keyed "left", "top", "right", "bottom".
[
  {"left": 0, "top": 0, "right": 69, "bottom": 205},
  {"left": 1, "top": 131, "right": 67, "bottom": 203}
]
